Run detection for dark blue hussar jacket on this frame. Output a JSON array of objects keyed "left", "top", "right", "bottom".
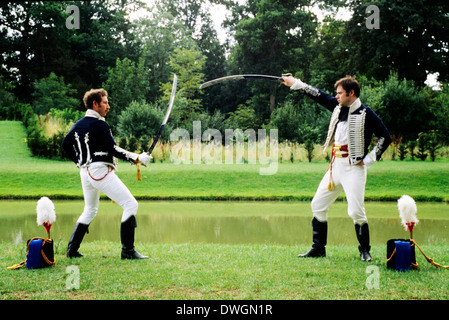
[{"left": 61, "top": 112, "right": 135, "bottom": 168}]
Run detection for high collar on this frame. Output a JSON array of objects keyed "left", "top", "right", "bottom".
[
  {"left": 85, "top": 109, "right": 105, "bottom": 121},
  {"left": 348, "top": 98, "right": 361, "bottom": 114}
]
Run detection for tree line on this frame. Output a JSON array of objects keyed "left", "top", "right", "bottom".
[{"left": 1, "top": 0, "right": 448, "bottom": 161}]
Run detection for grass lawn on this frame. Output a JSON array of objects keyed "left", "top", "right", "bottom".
[{"left": 1, "top": 241, "right": 449, "bottom": 300}]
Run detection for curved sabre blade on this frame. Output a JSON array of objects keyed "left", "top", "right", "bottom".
[
  {"left": 163, "top": 74, "right": 177, "bottom": 125},
  {"left": 148, "top": 74, "right": 177, "bottom": 155},
  {"left": 199, "top": 74, "right": 283, "bottom": 89}
]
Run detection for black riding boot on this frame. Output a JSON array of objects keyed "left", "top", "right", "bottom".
[
  {"left": 298, "top": 217, "right": 327, "bottom": 258},
  {"left": 67, "top": 223, "right": 89, "bottom": 258},
  {"left": 355, "top": 223, "right": 372, "bottom": 261},
  {"left": 121, "top": 215, "right": 148, "bottom": 260}
]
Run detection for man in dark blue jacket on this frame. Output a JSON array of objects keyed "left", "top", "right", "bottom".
[
  {"left": 62, "top": 88, "right": 152, "bottom": 259},
  {"left": 282, "top": 75, "right": 392, "bottom": 261}
]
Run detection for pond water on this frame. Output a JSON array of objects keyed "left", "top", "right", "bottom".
[{"left": 1, "top": 200, "right": 448, "bottom": 246}]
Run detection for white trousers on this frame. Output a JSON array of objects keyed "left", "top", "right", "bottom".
[
  {"left": 311, "top": 157, "right": 368, "bottom": 225},
  {"left": 77, "top": 163, "right": 138, "bottom": 225}
]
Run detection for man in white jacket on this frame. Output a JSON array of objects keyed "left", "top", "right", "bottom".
[
  {"left": 282, "top": 75, "right": 392, "bottom": 261},
  {"left": 62, "top": 88, "right": 152, "bottom": 259}
]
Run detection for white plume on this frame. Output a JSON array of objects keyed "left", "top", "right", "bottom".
[
  {"left": 397, "top": 195, "right": 418, "bottom": 231},
  {"left": 36, "top": 196, "right": 56, "bottom": 226}
]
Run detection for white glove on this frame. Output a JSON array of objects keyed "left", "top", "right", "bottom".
[{"left": 137, "top": 152, "right": 152, "bottom": 166}]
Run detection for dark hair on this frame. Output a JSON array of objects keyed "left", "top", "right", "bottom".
[
  {"left": 83, "top": 88, "right": 108, "bottom": 109},
  {"left": 334, "top": 76, "right": 360, "bottom": 97}
]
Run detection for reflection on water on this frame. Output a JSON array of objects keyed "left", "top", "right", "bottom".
[{"left": 1, "top": 200, "right": 448, "bottom": 245}]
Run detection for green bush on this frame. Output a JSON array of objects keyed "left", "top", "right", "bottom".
[
  {"left": 376, "top": 73, "right": 430, "bottom": 141},
  {"left": 49, "top": 108, "right": 84, "bottom": 124},
  {"left": 224, "top": 104, "right": 262, "bottom": 131},
  {"left": 117, "top": 100, "right": 172, "bottom": 143},
  {"left": 0, "top": 76, "right": 19, "bottom": 120},
  {"left": 268, "top": 100, "right": 302, "bottom": 142},
  {"left": 31, "top": 72, "right": 79, "bottom": 115},
  {"left": 268, "top": 98, "right": 327, "bottom": 144},
  {"left": 26, "top": 125, "right": 47, "bottom": 157}
]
